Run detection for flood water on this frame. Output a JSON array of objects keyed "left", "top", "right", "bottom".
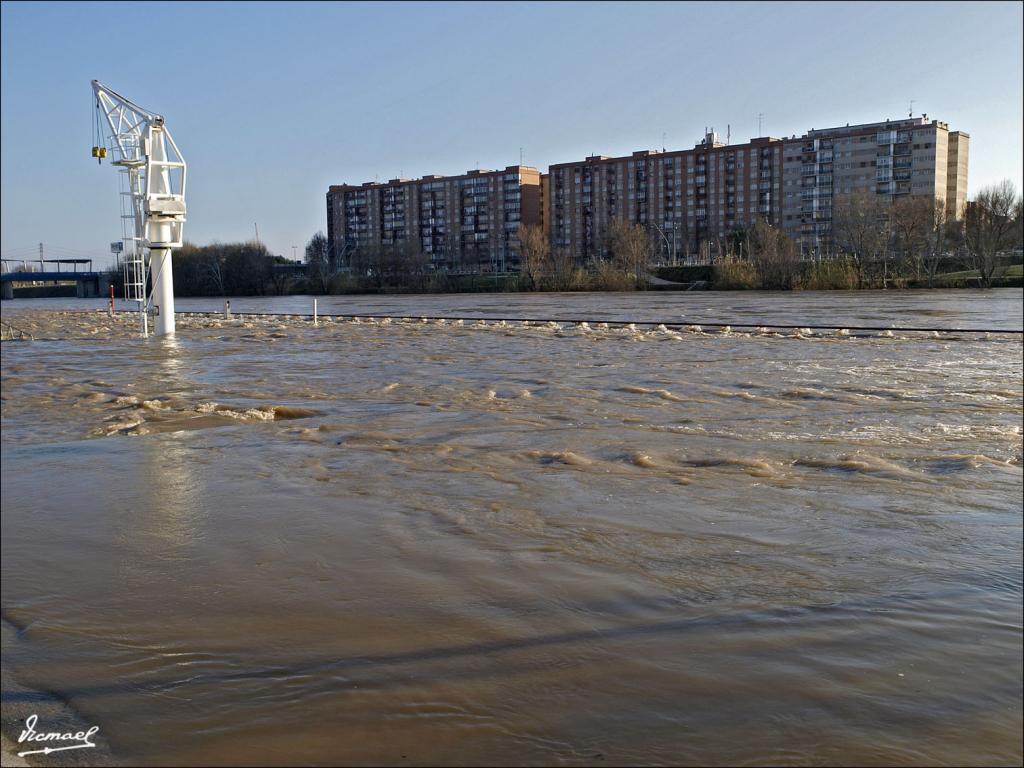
[{"left": 2, "top": 290, "right": 1022, "bottom": 766}]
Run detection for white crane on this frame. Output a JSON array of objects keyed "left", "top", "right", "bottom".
[{"left": 92, "top": 80, "right": 186, "bottom": 337}]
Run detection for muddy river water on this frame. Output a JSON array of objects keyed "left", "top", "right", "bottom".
[{"left": 1, "top": 290, "right": 1022, "bottom": 765}]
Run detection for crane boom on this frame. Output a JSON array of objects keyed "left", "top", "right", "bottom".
[{"left": 92, "top": 80, "right": 186, "bottom": 337}]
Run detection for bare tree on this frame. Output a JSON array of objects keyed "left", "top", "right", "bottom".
[
  {"left": 748, "top": 217, "right": 800, "bottom": 289},
  {"left": 365, "top": 244, "right": 388, "bottom": 289},
  {"left": 833, "top": 190, "right": 888, "bottom": 287},
  {"left": 268, "top": 265, "right": 291, "bottom": 296},
  {"left": 305, "top": 232, "right": 331, "bottom": 294},
  {"left": 923, "top": 198, "right": 957, "bottom": 287},
  {"left": 605, "top": 218, "right": 653, "bottom": 288},
  {"left": 550, "top": 247, "right": 577, "bottom": 291},
  {"left": 890, "top": 195, "right": 934, "bottom": 282},
  {"left": 203, "top": 251, "right": 226, "bottom": 295},
  {"left": 964, "top": 180, "right": 1023, "bottom": 288},
  {"left": 399, "top": 241, "right": 431, "bottom": 290},
  {"left": 518, "top": 224, "right": 549, "bottom": 291}
]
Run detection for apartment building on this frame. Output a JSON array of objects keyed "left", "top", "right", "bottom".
[
  {"left": 328, "top": 114, "right": 967, "bottom": 269},
  {"left": 326, "top": 165, "right": 541, "bottom": 273},
  {"left": 547, "top": 131, "right": 784, "bottom": 263},
  {"left": 780, "top": 115, "right": 969, "bottom": 255}
]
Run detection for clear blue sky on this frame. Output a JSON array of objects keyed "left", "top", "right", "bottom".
[{"left": 2, "top": 1, "right": 1022, "bottom": 268}]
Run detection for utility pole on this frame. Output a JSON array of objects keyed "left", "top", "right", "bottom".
[
  {"left": 254, "top": 222, "right": 260, "bottom": 244},
  {"left": 292, "top": 245, "right": 298, "bottom": 262}
]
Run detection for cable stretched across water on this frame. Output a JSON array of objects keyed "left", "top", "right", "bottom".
[{"left": 160, "top": 309, "right": 1024, "bottom": 335}]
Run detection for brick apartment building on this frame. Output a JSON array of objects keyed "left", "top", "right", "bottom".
[
  {"left": 326, "top": 165, "right": 541, "bottom": 273},
  {"left": 548, "top": 131, "right": 782, "bottom": 263},
  {"left": 327, "top": 115, "right": 967, "bottom": 269}
]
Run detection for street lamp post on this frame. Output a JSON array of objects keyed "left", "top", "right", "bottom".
[{"left": 650, "top": 221, "right": 677, "bottom": 266}]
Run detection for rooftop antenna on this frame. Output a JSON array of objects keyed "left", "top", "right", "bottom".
[
  {"left": 662, "top": 132, "right": 666, "bottom": 152},
  {"left": 727, "top": 124, "right": 731, "bottom": 145},
  {"left": 519, "top": 146, "right": 524, "bottom": 166},
  {"left": 758, "top": 113, "right": 764, "bottom": 136},
  {"left": 909, "top": 99, "right": 916, "bottom": 118}
]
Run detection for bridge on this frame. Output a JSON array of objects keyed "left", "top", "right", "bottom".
[{"left": 1, "top": 258, "right": 108, "bottom": 300}]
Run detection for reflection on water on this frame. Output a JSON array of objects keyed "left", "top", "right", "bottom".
[
  {"left": 139, "top": 337, "right": 203, "bottom": 547},
  {"left": 1, "top": 291, "right": 1022, "bottom": 766}
]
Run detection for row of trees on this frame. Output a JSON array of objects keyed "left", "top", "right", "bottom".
[
  {"left": 318, "top": 180, "right": 1020, "bottom": 294},
  {"left": 717, "top": 179, "right": 1023, "bottom": 290},
  {"left": 963, "top": 180, "right": 1023, "bottom": 287},
  {"left": 125, "top": 181, "right": 1019, "bottom": 297},
  {"left": 312, "top": 220, "right": 657, "bottom": 294},
  {"left": 831, "top": 191, "right": 955, "bottom": 288},
  {"left": 172, "top": 241, "right": 294, "bottom": 296},
  {"left": 519, "top": 220, "right": 654, "bottom": 292}
]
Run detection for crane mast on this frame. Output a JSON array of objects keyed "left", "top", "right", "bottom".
[{"left": 92, "top": 80, "right": 186, "bottom": 337}]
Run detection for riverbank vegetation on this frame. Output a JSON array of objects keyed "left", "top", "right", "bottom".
[{"left": 95, "top": 180, "right": 1021, "bottom": 298}]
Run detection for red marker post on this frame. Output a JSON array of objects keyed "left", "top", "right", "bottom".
[{"left": 109, "top": 284, "right": 115, "bottom": 316}]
